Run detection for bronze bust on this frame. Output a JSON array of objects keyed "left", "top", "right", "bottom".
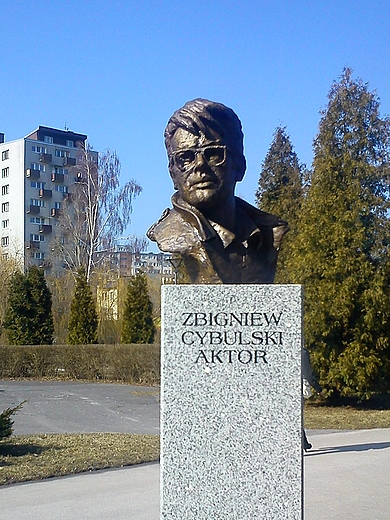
[{"left": 147, "top": 99, "right": 288, "bottom": 284}]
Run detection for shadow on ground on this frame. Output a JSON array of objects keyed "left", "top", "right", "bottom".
[
  {"left": 306, "top": 441, "right": 390, "bottom": 457},
  {"left": 0, "top": 443, "right": 47, "bottom": 458}
]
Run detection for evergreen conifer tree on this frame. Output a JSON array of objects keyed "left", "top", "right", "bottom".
[
  {"left": 3, "top": 266, "right": 54, "bottom": 345},
  {"left": 0, "top": 402, "right": 24, "bottom": 440},
  {"left": 26, "top": 265, "right": 54, "bottom": 344},
  {"left": 67, "top": 269, "right": 98, "bottom": 344},
  {"left": 121, "top": 271, "right": 155, "bottom": 344},
  {"left": 255, "top": 126, "right": 305, "bottom": 282},
  {"left": 3, "top": 271, "right": 31, "bottom": 345},
  {"left": 292, "top": 68, "right": 390, "bottom": 398}
]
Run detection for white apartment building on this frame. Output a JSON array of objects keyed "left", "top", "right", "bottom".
[
  {"left": 98, "top": 245, "right": 174, "bottom": 281},
  {"left": 0, "top": 126, "right": 90, "bottom": 272},
  {"left": 131, "top": 251, "right": 174, "bottom": 280}
]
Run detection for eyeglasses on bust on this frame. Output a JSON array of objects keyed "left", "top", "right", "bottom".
[{"left": 172, "top": 145, "right": 227, "bottom": 171}]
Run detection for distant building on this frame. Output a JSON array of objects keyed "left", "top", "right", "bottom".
[
  {"left": 102, "top": 239, "right": 175, "bottom": 282},
  {"left": 130, "top": 251, "right": 174, "bottom": 282},
  {"left": 0, "top": 126, "right": 96, "bottom": 272},
  {"left": 95, "top": 241, "right": 173, "bottom": 281},
  {"left": 96, "top": 248, "right": 175, "bottom": 322}
]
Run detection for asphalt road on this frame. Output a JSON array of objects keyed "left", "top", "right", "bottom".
[{"left": 0, "top": 380, "right": 160, "bottom": 435}]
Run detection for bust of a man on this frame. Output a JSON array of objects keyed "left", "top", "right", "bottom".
[{"left": 147, "top": 98, "right": 288, "bottom": 284}]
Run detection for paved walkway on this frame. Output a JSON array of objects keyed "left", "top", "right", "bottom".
[
  {"left": 305, "top": 428, "right": 390, "bottom": 519},
  {"left": 1, "top": 428, "right": 389, "bottom": 519}
]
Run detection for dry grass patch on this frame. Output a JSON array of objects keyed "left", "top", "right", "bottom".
[
  {"left": 305, "top": 403, "right": 390, "bottom": 430},
  {"left": 0, "top": 433, "right": 159, "bottom": 486}
]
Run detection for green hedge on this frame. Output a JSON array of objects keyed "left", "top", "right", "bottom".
[{"left": 0, "top": 344, "right": 160, "bottom": 386}]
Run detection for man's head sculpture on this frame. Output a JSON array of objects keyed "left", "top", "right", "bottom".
[
  {"left": 164, "top": 99, "right": 246, "bottom": 212},
  {"left": 147, "top": 98, "right": 288, "bottom": 284}
]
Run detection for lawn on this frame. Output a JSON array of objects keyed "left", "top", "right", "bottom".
[
  {"left": 304, "top": 402, "right": 390, "bottom": 430},
  {"left": 0, "top": 433, "right": 159, "bottom": 486}
]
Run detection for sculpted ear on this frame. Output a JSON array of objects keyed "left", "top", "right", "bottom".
[
  {"left": 235, "top": 156, "right": 246, "bottom": 182},
  {"left": 168, "top": 159, "right": 179, "bottom": 190},
  {"left": 170, "top": 172, "right": 179, "bottom": 190}
]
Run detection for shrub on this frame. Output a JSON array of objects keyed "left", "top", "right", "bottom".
[
  {"left": 0, "top": 344, "right": 160, "bottom": 385},
  {"left": 0, "top": 402, "right": 24, "bottom": 440}
]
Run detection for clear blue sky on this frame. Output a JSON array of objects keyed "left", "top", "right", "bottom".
[{"left": 2, "top": 0, "right": 389, "bottom": 251}]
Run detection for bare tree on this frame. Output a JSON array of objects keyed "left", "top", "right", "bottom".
[{"left": 52, "top": 143, "right": 142, "bottom": 281}]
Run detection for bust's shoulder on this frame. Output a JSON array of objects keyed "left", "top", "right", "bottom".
[
  {"left": 147, "top": 207, "right": 179, "bottom": 239},
  {"left": 146, "top": 207, "right": 203, "bottom": 253}
]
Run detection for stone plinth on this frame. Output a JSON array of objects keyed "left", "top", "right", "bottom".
[{"left": 161, "top": 284, "right": 303, "bottom": 520}]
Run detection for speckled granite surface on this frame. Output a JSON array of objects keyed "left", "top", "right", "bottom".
[{"left": 161, "top": 284, "right": 303, "bottom": 519}]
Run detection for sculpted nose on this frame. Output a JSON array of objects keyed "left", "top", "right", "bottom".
[{"left": 193, "top": 151, "right": 207, "bottom": 169}]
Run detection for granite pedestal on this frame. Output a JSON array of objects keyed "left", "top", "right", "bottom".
[{"left": 161, "top": 284, "right": 303, "bottom": 519}]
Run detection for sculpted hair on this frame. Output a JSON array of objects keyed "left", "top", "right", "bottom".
[{"left": 165, "top": 99, "right": 246, "bottom": 176}]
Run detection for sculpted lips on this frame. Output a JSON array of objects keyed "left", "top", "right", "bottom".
[
  {"left": 193, "top": 181, "right": 215, "bottom": 189},
  {"left": 188, "top": 176, "right": 218, "bottom": 189}
]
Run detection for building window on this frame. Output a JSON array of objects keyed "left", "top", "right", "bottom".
[
  {"left": 55, "top": 149, "right": 70, "bottom": 158},
  {"left": 53, "top": 166, "right": 68, "bottom": 175},
  {"left": 1, "top": 202, "right": 9, "bottom": 212},
  {"left": 31, "top": 163, "right": 45, "bottom": 172},
  {"left": 2, "top": 150, "right": 9, "bottom": 160},
  {"left": 44, "top": 136, "right": 53, "bottom": 144},
  {"left": 66, "top": 140, "right": 74, "bottom": 148},
  {"left": 30, "top": 181, "right": 45, "bottom": 189},
  {"left": 1, "top": 236, "right": 9, "bottom": 246},
  {"left": 1, "top": 167, "right": 9, "bottom": 178},
  {"left": 30, "top": 199, "right": 45, "bottom": 207},
  {"left": 30, "top": 234, "right": 45, "bottom": 242},
  {"left": 30, "top": 217, "right": 45, "bottom": 224},
  {"left": 32, "top": 145, "right": 47, "bottom": 153},
  {"left": 54, "top": 201, "right": 61, "bottom": 209},
  {"left": 1, "top": 185, "right": 9, "bottom": 196},
  {"left": 55, "top": 185, "right": 68, "bottom": 193},
  {"left": 1, "top": 219, "right": 9, "bottom": 228},
  {"left": 2, "top": 253, "right": 8, "bottom": 260},
  {"left": 31, "top": 251, "right": 44, "bottom": 259}
]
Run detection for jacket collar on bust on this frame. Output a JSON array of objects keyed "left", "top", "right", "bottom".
[{"left": 171, "top": 193, "right": 281, "bottom": 249}]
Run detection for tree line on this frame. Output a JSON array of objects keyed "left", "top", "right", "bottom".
[
  {"left": 1, "top": 265, "right": 156, "bottom": 346},
  {"left": 256, "top": 68, "right": 390, "bottom": 399}
]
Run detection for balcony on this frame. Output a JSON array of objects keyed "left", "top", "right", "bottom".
[
  {"left": 39, "top": 224, "right": 52, "bottom": 234},
  {"left": 26, "top": 240, "right": 40, "bottom": 249},
  {"left": 39, "top": 153, "right": 52, "bottom": 163},
  {"left": 39, "top": 189, "right": 52, "bottom": 198},
  {"left": 63, "top": 157, "right": 76, "bottom": 166},
  {"left": 39, "top": 260, "right": 51, "bottom": 269},
  {"left": 27, "top": 205, "right": 40, "bottom": 215},
  {"left": 26, "top": 168, "right": 40, "bottom": 179},
  {"left": 51, "top": 172, "right": 65, "bottom": 183},
  {"left": 51, "top": 208, "right": 60, "bottom": 217}
]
